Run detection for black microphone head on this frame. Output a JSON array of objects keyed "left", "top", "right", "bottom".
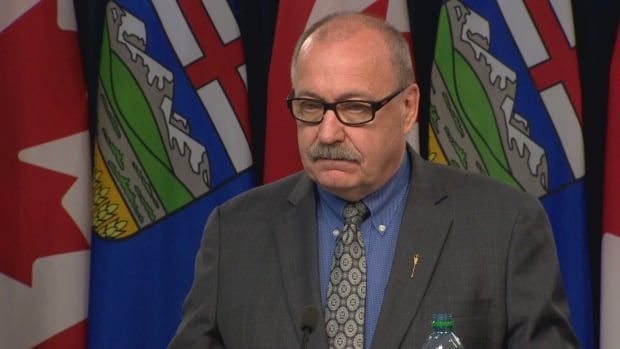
[{"left": 300, "top": 305, "right": 319, "bottom": 333}]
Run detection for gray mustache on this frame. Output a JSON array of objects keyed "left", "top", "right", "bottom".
[{"left": 307, "top": 143, "right": 362, "bottom": 162}]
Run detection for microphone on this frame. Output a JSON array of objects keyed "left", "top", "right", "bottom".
[{"left": 300, "top": 305, "right": 319, "bottom": 349}]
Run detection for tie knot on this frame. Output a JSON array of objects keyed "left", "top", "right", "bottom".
[{"left": 342, "top": 201, "right": 369, "bottom": 225}]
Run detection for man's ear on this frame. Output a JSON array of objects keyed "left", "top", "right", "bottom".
[{"left": 402, "top": 83, "right": 420, "bottom": 134}]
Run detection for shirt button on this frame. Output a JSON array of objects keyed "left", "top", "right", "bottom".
[
  {"left": 332, "top": 229, "right": 340, "bottom": 238},
  {"left": 378, "top": 225, "right": 386, "bottom": 233}
]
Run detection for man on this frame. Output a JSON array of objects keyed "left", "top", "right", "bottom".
[{"left": 169, "top": 13, "right": 578, "bottom": 349}]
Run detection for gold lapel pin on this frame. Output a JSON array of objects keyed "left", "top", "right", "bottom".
[{"left": 410, "top": 254, "right": 421, "bottom": 278}]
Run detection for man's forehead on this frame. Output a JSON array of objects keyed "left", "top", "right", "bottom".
[
  {"left": 293, "top": 88, "right": 377, "bottom": 101},
  {"left": 298, "top": 28, "right": 388, "bottom": 64},
  {"left": 306, "top": 22, "right": 383, "bottom": 48}
]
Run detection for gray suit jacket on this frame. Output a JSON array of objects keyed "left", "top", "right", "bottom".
[{"left": 169, "top": 151, "right": 578, "bottom": 348}]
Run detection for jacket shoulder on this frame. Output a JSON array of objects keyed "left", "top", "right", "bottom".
[
  {"left": 219, "top": 171, "right": 307, "bottom": 215},
  {"left": 418, "top": 159, "right": 539, "bottom": 209}
]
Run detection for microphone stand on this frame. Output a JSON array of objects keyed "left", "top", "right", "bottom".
[
  {"left": 301, "top": 327, "right": 311, "bottom": 349},
  {"left": 299, "top": 305, "right": 318, "bottom": 349}
]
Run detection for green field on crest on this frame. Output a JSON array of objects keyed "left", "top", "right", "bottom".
[
  {"left": 433, "top": 6, "right": 520, "bottom": 190},
  {"left": 98, "top": 23, "right": 194, "bottom": 214}
]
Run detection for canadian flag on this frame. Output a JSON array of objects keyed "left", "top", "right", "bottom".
[
  {"left": 263, "top": 0, "right": 416, "bottom": 183},
  {"left": 601, "top": 22, "right": 620, "bottom": 349},
  {"left": 0, "top": 0, "right": 90, "bottom": 348}
]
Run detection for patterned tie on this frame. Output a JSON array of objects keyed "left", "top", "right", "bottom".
[{"left": 325, "top": 201, "right": 370, "bottom": 349}]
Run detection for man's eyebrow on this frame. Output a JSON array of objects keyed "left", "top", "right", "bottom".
[
  {"left": 294, "top": 90, "right": 323, "bottom": 99},
  {"left": 294, "top": 90, "right": 375, "bottom": 101}
]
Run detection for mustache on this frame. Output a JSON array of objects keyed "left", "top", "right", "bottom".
[{"left": 307, "top": 143, "right": 362, "bottom": 162}]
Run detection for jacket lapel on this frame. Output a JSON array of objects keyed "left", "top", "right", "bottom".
[
  {"left": 370, "top": 154, "right": 454, "bottom": 348},
  {"left": 274, "top": 174, "right": 328, "bottom": 348}
]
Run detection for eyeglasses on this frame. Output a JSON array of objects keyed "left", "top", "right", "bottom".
[{"left": 286, "top": 87, "right": 406, "bottom": 126}]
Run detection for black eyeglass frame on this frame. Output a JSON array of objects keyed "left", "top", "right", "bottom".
[{"left": 286, "top": 87, "right": 406, "bottom": 126}]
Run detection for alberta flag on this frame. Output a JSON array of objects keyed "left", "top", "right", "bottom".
[
  {"left": 89, "top": 1, "right": 255, "bottom": 347},
  {"left": 428, "top": 1, "right": 592, "bottom": 348}
]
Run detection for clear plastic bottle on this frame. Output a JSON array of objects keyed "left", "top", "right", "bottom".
[{"left": 421, "top": 313, "right": 465, "bottom": 349}]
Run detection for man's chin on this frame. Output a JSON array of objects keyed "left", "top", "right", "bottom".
[
  {"left": 312, "top": 169, "right": 357, "bottom": 188},
  {"left": 313, "top": 175, "right": 365, "bottom": 201}
]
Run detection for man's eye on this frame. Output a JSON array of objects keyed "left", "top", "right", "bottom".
[
  {"left": 300, "top": 101, "right": 322, "bottom": 112},
  {"left": 340, "top": 102, "right": 370, "bottom": 114}
]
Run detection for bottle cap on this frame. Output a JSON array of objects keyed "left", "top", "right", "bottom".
[{"left": 431, "top": 313, "right": 454, "bottom": 328}]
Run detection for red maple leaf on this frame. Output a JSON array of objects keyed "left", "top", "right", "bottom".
[{"left": 0, "top": 0, "right": 89, "bottom": 286}]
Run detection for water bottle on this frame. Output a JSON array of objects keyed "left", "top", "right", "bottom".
[{"left": 421, "top": 313, "right": 464, "bottom": 349}]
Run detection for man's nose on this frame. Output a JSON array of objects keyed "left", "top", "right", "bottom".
[{"left": 317, "top": 110, "right": 345, "bottom": 144}]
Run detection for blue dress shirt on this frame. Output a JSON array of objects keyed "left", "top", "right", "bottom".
[{"left": 316, "top": 153, "right": 411, "bottom": 348}]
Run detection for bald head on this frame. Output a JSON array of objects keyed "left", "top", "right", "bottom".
[{"left": 290, "top": 12, "right": 415, "bottom": 89}]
